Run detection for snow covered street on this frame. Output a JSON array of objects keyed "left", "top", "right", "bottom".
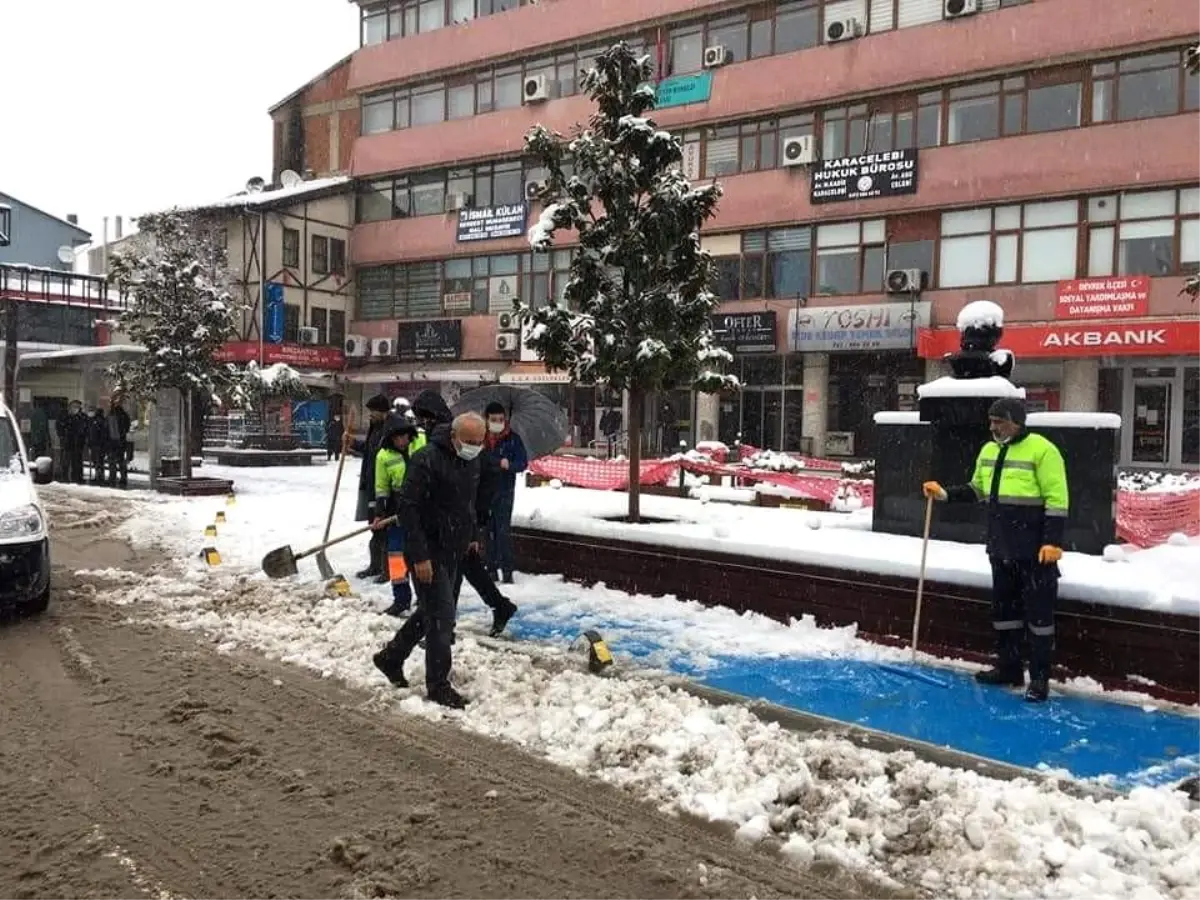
[{"left": 43, "top": 462, "right": 1200, "bottom": 900}]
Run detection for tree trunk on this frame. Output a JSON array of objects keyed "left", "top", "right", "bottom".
[
  {"left": 627, "top": 389, "right": 644, "bottom": 523},
  {"left": 180, "top": 388, "right": 193, "bottom": 480}
]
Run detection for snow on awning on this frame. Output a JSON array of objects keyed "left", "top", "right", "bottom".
[
  {"left": 916, "top": 376, "right": 1026, "bottom": 399},
  {"left": 18, "top": 345, "right": 146, "bottom": 368}
]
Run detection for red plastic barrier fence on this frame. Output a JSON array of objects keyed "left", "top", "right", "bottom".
[{"left": 1117, "top": 490, "right": 1200, "bottom": 548}]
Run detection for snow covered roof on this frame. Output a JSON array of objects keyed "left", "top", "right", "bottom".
[
  {"left": 169, "top": 176, "right": 352, "bottom": 215},
  {"left": 917, "top": 376, "right": 1026, "bottom": 400}
]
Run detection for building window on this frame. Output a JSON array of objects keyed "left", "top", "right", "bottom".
[
  {"left": 411, "top": 82, "right": 445, "bottom": 126},
  {"left": 939, "top": 200, "right": 1080, "bottom": 287},
  {"left": 312, "top": 235, "right": 330, "bottom": 275},
  {"left": 362, "top": 92, "right": 396, "bottom": 134},
  {"left": 310, "top": 307, "right": 329, "bottom": 344},
  {"left": 330, "top": 239, "right": 346, "bottom": 276},
  {"left": 946, "top": 80, "right": 1002, "bottom": 144},
  {"left": 1086, "top": 187, "right": 1199, "bottom": 278},
  {"left": 329, "top": 309, "right": 346, "bottom": 348},
  {"left": 814, "top": 220, "right": 885, "bottom": 295},
  {"left": 1092, "top": 51, "right": 1196, "bottom": 122},
  {"left": 448, "top": 82, "right": 475, "bottom": 119},
  {"left": 669, "top": 25, "right": 704, "bottom": 75},
  {"left": 703, "top": 125, "right": 740, "bottom": 177},
  {"left": 360, "top": 0, "right": 533, "bottom": 46},
  {"left": 821, "top": 103, "right": 869, "bottom": 158},
  {"left": 282, "top": 228, "right": 300, "bottom": 268},
  {"left": 706, "top": 15, "right": 749, "bottom": 65},
  {"left": 1025, "top": 74, "right": 1084, "bottom": 133},
  {"left": 283, "top": 304, "right": 301, "bottom": 343},
  {"left": 712, "top": 256, "right": 741, "bottom": 300},
  {"left": 773, "top": 0, "right": 820, "bottom": 54}
]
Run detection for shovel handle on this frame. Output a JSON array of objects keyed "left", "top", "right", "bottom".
[{"left": 296, "top": 516, "right": 397, "bottom": 562}]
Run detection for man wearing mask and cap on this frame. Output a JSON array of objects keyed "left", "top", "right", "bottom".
[
  {"left": 352, "top": 394, "right": 394, "bottom": 582},
  {"left": 483, "top": 401, "right": 528, "bottom": 584},
  {"left": 922, "top": 397, "right": 1069, "bottom": 703}
]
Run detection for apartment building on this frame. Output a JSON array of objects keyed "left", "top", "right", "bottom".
[{"left": 279, "top": 0, "right": 1200, "bottom": 466}]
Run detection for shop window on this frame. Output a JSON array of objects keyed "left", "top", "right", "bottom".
[
  {"left": 282, "top": 228, "right": 300, "bottom": 268},
  {"left": 774, "top": 0, "right": 820, "bottom": 54},
  {"left": 1184, "top": 367, "right": 1199, "bottom": 466},
  {"left": 669, "top": 25, "right": 704, "bottom": 75}
]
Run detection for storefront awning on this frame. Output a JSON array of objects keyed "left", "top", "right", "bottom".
[{"left": 340, "top": 364, "right": 502, "bottom": 385}]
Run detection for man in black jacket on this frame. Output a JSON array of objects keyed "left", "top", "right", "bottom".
[
  {"left": 372, "top": 411, "right": 487, "bottom": 709},
  {"left": 106, "top": 396, "right": 132, "bottom": 488},
  {"left": 352, "top": 394, "right": 393, "bottom": 581},
  {"left": 59, "top": 401, "right": 88, "bottom": 484}
]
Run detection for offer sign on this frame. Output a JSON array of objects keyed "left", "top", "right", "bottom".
[{"left": 1055, "top": 276, "right": 1150, "bottom": 319}]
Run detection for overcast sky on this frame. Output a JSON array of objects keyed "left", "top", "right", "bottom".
[{"left": 1, "top": 0, "right": 360, "bottom": 245}]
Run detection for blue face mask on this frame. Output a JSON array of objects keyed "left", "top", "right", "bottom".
[{"left": 456, "top": 442, "right": 482, "bottom": 461}]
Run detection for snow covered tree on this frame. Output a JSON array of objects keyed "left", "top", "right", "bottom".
[
  {"left": 521, "top": 42, "right": 736, "bottom": 522},
  {"left": 106, "top": 211, "right": 238, "bottom": 479}
]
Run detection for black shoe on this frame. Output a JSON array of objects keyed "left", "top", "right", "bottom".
[
  {"left": 974, "top": 667, "right": 1025, "bottom": 687},
  {"left": 1024, "top": 679, "right": 1049, "bottom": 703},
  {"left": 489, "top": 600, "right": 517, "bottom": 637},
  {"left": 356, "top": 566, "right": 381, "bottom": 579},
  {"left": 501, "top": 572, "right": 515, "bottom": 585},
  {"left": 428, "top": 685, "right": 467, "bottom": 709},
  {"left": 372, "top": 650, "right": 409, "bottom": 688},
  {"left": 374, "top": 572, "right": 390, "bottom": 585},
  {"left": 383, "top": 602, "right": 411, "bottom": 617}
]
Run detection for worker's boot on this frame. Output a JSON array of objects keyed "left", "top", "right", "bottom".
[{"left": 975, "top": 631, "right": 1024, "bottom": 686}]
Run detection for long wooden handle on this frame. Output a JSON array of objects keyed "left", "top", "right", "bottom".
[
  {"left": 910, "top": 494, "right": 935, "bottom": 662},
  {"left": 297, "top": 516, "right": 396, "bottom": 562},
  {"left": 322, "top": 438, "right": 350, "bottom": 544}
]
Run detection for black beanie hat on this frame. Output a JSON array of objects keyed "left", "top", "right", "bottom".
[
  {"left": 988, "top": 397, "right": 1027, "bottom": 426},
  {"left": 484, "top": 401, "right": 506, "bottom": 417},
  {"left": 366, "top": 393, "right": 391, "bottom": 413}
]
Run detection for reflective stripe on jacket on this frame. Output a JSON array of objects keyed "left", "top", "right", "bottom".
[{"left": 951, "top": 430, "right": 1069, "bottom": 561}]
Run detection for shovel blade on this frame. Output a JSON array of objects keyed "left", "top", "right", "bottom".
[
  {"left": 315, "top": 551, "right": 335, "bottom": 580},
  {"left": 262, "top": 544, "right": 299, "bottom": 579}
]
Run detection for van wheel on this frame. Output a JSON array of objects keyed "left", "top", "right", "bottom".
[{"left": 22, "top": 584, "right": 50, "bottom": 617}]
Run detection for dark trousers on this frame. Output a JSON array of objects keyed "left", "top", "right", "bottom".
[
  {"left": 989, "top": 557, "right": 1058, "bottom": 681},
  {"left": 367, "top": 529, "right": 386, "bottom": 573},
  {"left": 454, "top": 546, "right": 508, "bottom": 611},
  {"left": 382, "top": 555, "right": 460, "bottom": 692},
  {"left": 107, "top": 442, "right": 128, "bottom": 485},
  {"left": 487, "top": 489, "right": 516, "bottom": 576},
  {"left": 327, "top": 445, "right": 341, "bottom": 461},
  {"left": 66, "top": 447, "right": 85, "bottom": 484},
  {"left": 89, "top": 446, "right": 106, "bottom": 483}
]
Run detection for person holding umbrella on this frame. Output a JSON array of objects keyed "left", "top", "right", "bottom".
[
  {"left": 352, "top": 393, "right": 393, "bottom": 582},
  {"left": 483, "top": 401, "right": 528, "bottom": 584}
]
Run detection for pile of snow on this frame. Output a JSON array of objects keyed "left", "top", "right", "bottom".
[
  {"left": 694, "top": 441, "right": 728, "bottom": 456},
  {"left": 66, "top": 465, "right": 1200, "bottom": 900},
  {"left": 744, "top": 450, "right": 806, "bottom": 472},
  {"left": 918, "top": 376, "right": 1026, "bottom": 399},
  {"left": 956, "top": 300, "right": 1005, "bottom": 331},
  {"left": 1120, "top": 471, "right": 1200, "bottom": 493},
  {"left": 830, "top": 484, "right": 865, "bottom": 513},
  {"left": 842, "top": 459, "right": 875, "bottom": 478}
]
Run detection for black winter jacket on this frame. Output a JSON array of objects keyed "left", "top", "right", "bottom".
[
  {"left": 397, "top": 424, "right": 481, "bottom": 565},
  {"left": 354, "top": 418, "right": 387, "bottom": 493}
]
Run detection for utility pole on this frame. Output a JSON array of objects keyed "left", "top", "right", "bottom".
[{"left": 2, "top": 299, "right": 16, "bottom": 410}]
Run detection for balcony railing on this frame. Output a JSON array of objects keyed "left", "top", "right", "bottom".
[{"left": 0, "top": 263, "right": 127, "bottom": 310}]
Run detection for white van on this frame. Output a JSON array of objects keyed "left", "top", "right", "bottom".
[{"left": 0, "top": 398, "right": 53, "bottom": 616}]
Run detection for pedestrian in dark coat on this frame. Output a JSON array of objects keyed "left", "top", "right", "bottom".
[
  {"left": 58, "top": 401, "right": 88, "bottom": 484},
  {"left": 483, "top": 401, "right": 528, "bottom": 583},
  {"left": 454, "top": 448, "right": 518, "bottom": 636},
  {"left": 106, "top": 397, "right": 132, "bottom": 487},
  {"left": 326, "top": 414, "right": 344, "bottom": 461},
  {"left": 352, "top": 393, "right": 393, "bottom": 580},
  {"left": 372, "top": 412, "right": 487, "bottom": 709},
  {"left": 86, "top": 407, "right": 108, "bottom": 484}
]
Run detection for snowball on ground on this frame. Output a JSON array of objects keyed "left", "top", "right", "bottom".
[
  {"left": 956, "top": 299, "right": 1005, "bottom": 331},
  {"left": 917, "top": 376, "right": 1026, "bottom": 399}
]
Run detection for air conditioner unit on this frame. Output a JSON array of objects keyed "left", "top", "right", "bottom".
[
  {"left": 781, "top": 135, "right": 816, "bottom": 167},
  {"left": 495, "top": 333, "right": 519, "bottom": 352},
  {"left": 524, "top": 180, "right": 545, "bottom": 201},
  {"left": 497, "top": 311, "right": 519, "bottom": 332},
  {"left": 702, "top": 45, "right": 730, "bottom": 68},
  {"left": 370, "top": 337, "right": 394, "bottom": 358},
  {"left": 885, "top": 269, "right": 927, "bottom": 294},
  {"left": 446, "top": 191, "right": 472, "bottom": 211},
  {"left": 523, "top": 74, "right": 553, "bottom": 103},
  {"left": 298, "top": 326, "right": 320, "bottom": 345},
  {"left": 825, "top": 17, "right": 862, "bottom": 43},
  {"left": 943, "top": 0, "right": 980, "bottom": 18},
  {"left": 344, "top": 335, "right": 369, "bottom": 358}
]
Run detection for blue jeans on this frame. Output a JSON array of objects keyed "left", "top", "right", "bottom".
[
  {"left": 386, "top": 524, "right": 413, "bottom": 609},
  {"left": 488, "top": 489, "right": 516, "bottom": 576}
]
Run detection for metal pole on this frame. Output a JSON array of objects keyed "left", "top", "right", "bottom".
[
  {"left": 3, "top": 301, "right": 17, "bottom": 410},
  {"left": 259, "top": 209, "right": 267, "bottom": 366}
]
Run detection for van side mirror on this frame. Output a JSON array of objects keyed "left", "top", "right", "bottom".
[{"left": 33, "top": 456, "right": 53, "bottom": 484}]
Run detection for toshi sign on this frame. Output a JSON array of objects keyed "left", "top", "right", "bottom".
[{"left": 1055, "top": 276, "right": 1150, "bottom": 319}]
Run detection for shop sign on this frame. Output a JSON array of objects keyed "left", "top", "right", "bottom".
[
  {"left": 456, "top": 203, "right": 528, "bottom": 243},
  {"left": 917, "top": 320, "right": 1200, "bottom": 359},
  {"left": 654, "top": 72, "right": 713, "bottom": 109},
  {"left": 500, "top": 368, "right": 571, "bottom": 384},
  {"left": 789, "top": 301, "right": 930, "bottom": 352},
  {"left": 214, "top": 341, "right": 345, "bottom": 371},
  {"left": 1055, "top": 276, "right": 1150, "bottom": 319},
  {"left": 810, "top": 149, "right": 919, "bottom": 205},
  {"left": 710, "top": 311, "right": 777, "bottom": 353},
  {"left": 397, "top": 319, "right": 462, "bottom": 362}
]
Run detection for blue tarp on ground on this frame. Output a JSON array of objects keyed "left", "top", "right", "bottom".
[{"left": 487, "top": 610, "right": 1199, "bottom": 790}]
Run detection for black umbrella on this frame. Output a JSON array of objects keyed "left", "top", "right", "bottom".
[{"left": 452, "top": 385, "right": 569, "bottom": 460}]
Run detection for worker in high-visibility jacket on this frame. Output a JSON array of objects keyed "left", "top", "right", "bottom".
[
  {"left": 373, "top": 413, "right": 421, "bottom": 617},
  {"left": 923, "top": 397, "right": 1069, "bottom": 703}
]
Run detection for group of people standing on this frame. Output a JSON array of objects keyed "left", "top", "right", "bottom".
[
  {"left": 349, "top": 390, "right": 528, "bottom": 710},
  {"left": 53, "top": 397, "right": 133, "bottom": 487}
]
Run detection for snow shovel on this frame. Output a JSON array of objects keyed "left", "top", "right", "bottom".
[
  {"left": 262, "top": 517, "right": 395, "bottom": 580},
  {"left": 876, "top": 494, "right": 948, "bottom": 688},
  {"left": 315, "top": 421, "right": 355, "bottom": 584}
]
